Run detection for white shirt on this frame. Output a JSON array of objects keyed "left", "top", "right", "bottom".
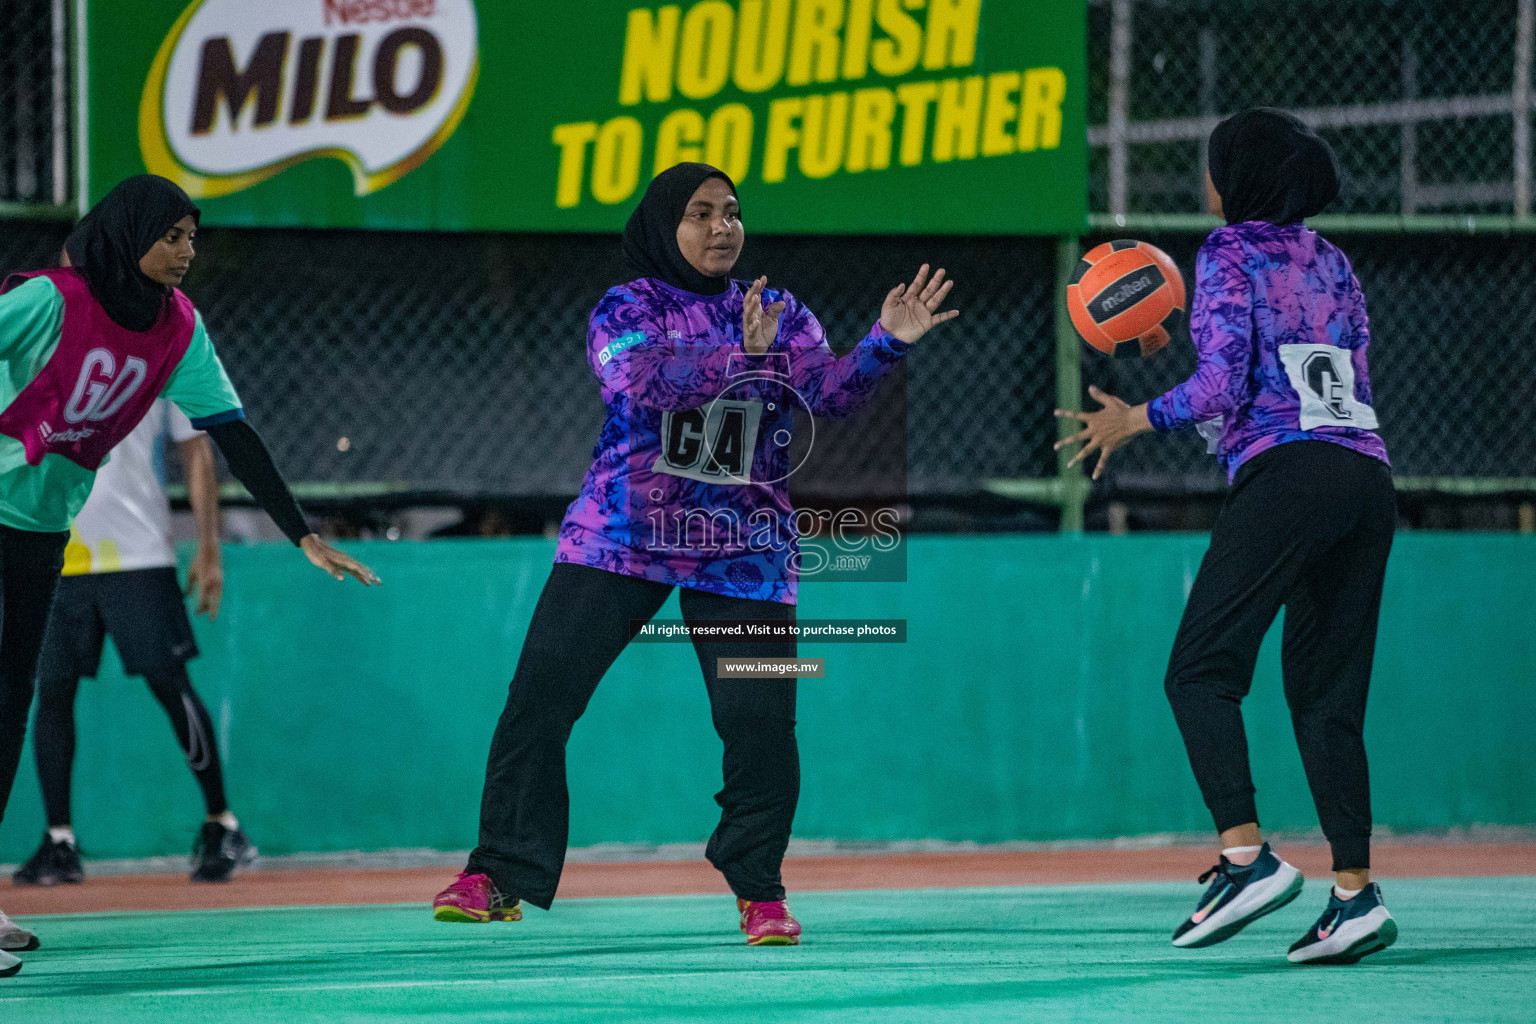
[{"left": 62, "top": 399, "right": 202, "bottom": 576}]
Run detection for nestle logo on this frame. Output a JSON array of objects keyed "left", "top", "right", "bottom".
[
  {"left": 323, "top": 0, "right": 437, "bottom": 26},
  {"left": 1099, "top": 275, "right": 1151, "bottom": 311}
]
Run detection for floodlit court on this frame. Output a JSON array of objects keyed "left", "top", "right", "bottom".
[
  {"left": 5, "top": 878, "right": 1535, "bottom": 1024},
  {"left": 5, "top": 1, "right": 1536, "bottom": 1021}
]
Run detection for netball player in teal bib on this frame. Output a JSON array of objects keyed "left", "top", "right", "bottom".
[{"left": 0, "top": 176, "right": 379, "bottom": 977}]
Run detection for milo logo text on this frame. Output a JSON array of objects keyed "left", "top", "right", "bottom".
[{"left": 140, "top": 0, "right": 479, "bottom": 199}]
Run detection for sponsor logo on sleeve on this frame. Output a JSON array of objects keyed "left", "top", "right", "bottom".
[
  {"left": 597, "top": 331, "right": 647, "bottom": 367},
  {"left": 140, "top": 0, "right": 480, "bottom": 199}
]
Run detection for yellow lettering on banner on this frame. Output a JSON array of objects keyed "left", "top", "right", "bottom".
[
  {"left": 734, "top": 0, "right": 792, "bottom": 92},
  {"left": 787, "top": 0, "right": 844, "bottom": 87},
  {"left": 592, "top": 116, "right": 644, "bottom": 204},
  {"left": 619, "top": 6, "right": 680, "bottom": 105},
  {"left": 677, "top": 1, "right": 734, "bottom": 100},
  {"left": 655, "top": 108, "right": 707, "bottom": 174},
  {"left": 981, "top": 71, "right": 1020, "bottom": 156},
  {"left": 707, "top": 102, "right": 755, "bottom": 181},
  {"left": 846, "top": 87, "right": 895, "bottom": 172},
  {"left": 841, "top": 0, "right": 875, "bottom": 80},
  {"left": 932, "top": 75, "right": 982, "bottom": 162},
  {"left": 922, "top": 0, "right": 980, "bottom": 71},
  {"left": 1018, "top": 66, "right": 1067, "bottom": 151},
  {"left": 894, "top": 80, "right": 937, "bottom": 166},
  {"left": 799, "top": 91, "right": 848, "bottom": 178},
  {"left": 552, "top": 121, "right": 598, "bottom": 208},
  {"left": 871, "top": 0, "right": 923, "bottom": 77},
  {"left": 763, "top": 96, "right": 804, "bottom": 182}
]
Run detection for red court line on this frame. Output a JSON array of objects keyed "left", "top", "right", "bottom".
[{"left": 4, "top": 843, "right": 1532, "bottom": 916}]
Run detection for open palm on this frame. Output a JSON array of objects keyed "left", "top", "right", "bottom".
[{"left": 880, "top": 264, "right": 959, "bottom": 344}]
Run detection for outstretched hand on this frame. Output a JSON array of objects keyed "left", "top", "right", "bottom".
[
  {"left": 1054, "top": 385, "right": 1153, "bottom": 480},
  {"left": 185, "top": 547, "right": 224, "bottom": 620},
  {"left": 300, "top": 534, "right": 381, "bottom": 586},
  {"left": 879, "top": 264, "right": 959, "bottom": 344},
  {"left": 742, "top": 276, "right": 787, "bottom": 355}
]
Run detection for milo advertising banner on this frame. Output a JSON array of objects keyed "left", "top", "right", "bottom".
[{"left": 83, "top": 0, "right": 1086, "bottom": 233}]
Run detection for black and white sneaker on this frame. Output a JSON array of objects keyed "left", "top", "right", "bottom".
[
  {"left": 1287, "top": 882, "right": 1397, "bottom": 965},
  {"left": 0, "top": 948, "right": 19, "bottom": 978},
  {"left": 190, "top": 823, "right": 257, "bottom": 883},
  {"left": 11, "top": 834, "right": 84, "bottom": 887},
  {"left": 1172, "top": 843, "right": 1304, "bottom": 948}
]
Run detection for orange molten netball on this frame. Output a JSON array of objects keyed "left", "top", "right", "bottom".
[{"left": 1067, "top": 240, "right": 1186, "bottom": 358}]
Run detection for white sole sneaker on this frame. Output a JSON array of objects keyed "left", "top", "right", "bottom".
[
  {"left": 0, "top": 911, "right": 38, "bottom": 953},
  {"left": 1174, "top": 860, "right": 1304, "bottom": 948},
  {"left": 1288, "top": 906, "right": 1397, "bottom": 964},
  {"left": 0, "top": 949, "right": 20, "bottom": 978}
]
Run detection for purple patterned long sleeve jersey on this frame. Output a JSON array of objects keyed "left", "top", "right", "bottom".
[
  {"left": 1146, "top": 221, "right": 1389, "bottom": 480},
  {"left": 554, "top": 277, "right": 911, "bottom": 604}
]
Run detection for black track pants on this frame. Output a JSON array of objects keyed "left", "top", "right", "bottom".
[
  {"left": 466, "top": 563, "right": 798, "bottom": 908},
  {"left": 1164, "top": 441, "right": 1395, "bottom": 871},
  {"left": 0, "top": 525, "right": 69, "bottom": 827}
]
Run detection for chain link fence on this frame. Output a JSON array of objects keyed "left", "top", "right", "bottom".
[
  {"left": 0, "top": 0, "right": 70, "bottom": 209},
  {"left": 3, "top": 0, "right": 1535, "bottom": 513},
  {"left": 1082, "top": 230, "right": 1536, "bottom": 491},
  {"left": 1089, "top": 0, "right": 1533, "bottom": 216},
  {"left": 1081, "top": 0, "right": 1536, "bottom": 501},
  {"left": 0, "top": 221, "right": 1057, "bottom": 500}
]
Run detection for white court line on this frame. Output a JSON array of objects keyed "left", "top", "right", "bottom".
[{"left": 0, "top": 968, "right": 856, "bottom": 1002}]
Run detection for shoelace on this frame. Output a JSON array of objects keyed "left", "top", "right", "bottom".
[
  {"left": 747, "top": 901, "right": 791, "bottom": 921},
  {"left": 450, "top": 873, "right": 513, "bottom": 908},
  {"left": 1197, "top": 862, "right": 1233, "bottom": 887}
]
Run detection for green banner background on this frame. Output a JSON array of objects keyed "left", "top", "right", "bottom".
[
  {"left": 83, "top": 0, "right": 1087, "bottom": 233},
  {"left": 2, "top": 534, "right": 1531, "bottom": 863}
]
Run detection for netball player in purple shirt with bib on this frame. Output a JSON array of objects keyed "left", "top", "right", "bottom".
[
  {"left": 1058, "top": 111, "right": 1399, "bottom": 965},
  {"left": 0, "top": 176, "right": 377, "bottom": 977},
  {"left": 433, "top": 163, "right": 957, "bottom": 944}
]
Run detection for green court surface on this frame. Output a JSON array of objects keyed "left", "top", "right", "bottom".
[{"left": 4, "top": 879, "right": 1534, "bottom": 1023}]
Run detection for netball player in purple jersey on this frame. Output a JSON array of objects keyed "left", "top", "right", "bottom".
[
  {"left": 433, "top": 163, "right": 957, "bottom": 944},
  {"left": 1057, "top": 110, "right": 1397, "bottom": 965}
]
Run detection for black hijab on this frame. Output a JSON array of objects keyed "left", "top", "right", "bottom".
[
  {"left": 1207, "top": 108, "right": 1339, "bottom": 226},
  {"left": 622, "top": 163, "right": 736, "bottom": 296},
  {"left": 64, "top": 175, "right": 200, "bottom": 332}
]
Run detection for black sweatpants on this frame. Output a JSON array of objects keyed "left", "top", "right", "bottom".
[
  {"left": 0, "top": 525, "right": 70, "bottom": 828},
  {"left": 1164, "top": 441, "right": 1395, "bottom": 871},
  {"left": 466, "top": 562, "right": 799, "bottom": 909}
]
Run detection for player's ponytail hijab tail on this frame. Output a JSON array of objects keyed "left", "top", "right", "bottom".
[
  {"left": 622, "top": 162, "right": 736, "bottom": 295},
  {"left": 64, "top": 175, "right": 200, "bottom": 332},
  {"left": 1207, "top": 108, "right": 1340, "bottom": 226}
]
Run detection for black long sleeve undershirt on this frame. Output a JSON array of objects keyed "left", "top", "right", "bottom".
[{"left": 204, "top": 420, "right": 311, "bottom": 546}]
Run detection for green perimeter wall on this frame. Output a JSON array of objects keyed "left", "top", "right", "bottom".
[{"left": 2, "top": 534, "right": 1532, "bottom": 862}]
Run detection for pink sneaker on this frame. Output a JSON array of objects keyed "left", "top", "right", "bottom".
[
  {"left": 432, "top": 872, "right": 522, "bottom": 923},
  {"left": 737, "top": 898, "right": 801, "bottom": 945}
]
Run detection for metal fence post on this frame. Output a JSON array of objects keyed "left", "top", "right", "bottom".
[
  {"left": 1055, "top": 235, "right": 1085, "bottom": 533},
  {"left": 1107, "top": 0, "right": 1132, "bottom": 217},
  {"left": 1197, "top": 26, "right": 1216, "bottom": 206},
  {"left": 1515, "top": 0, "right": 1533, "bottom": 217},
  {"left": 1401, "top": 37, "right": 1418, "bottom": 215},
  {"left": 51, "top": 0, "right": 67, "bottom": 206}
]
